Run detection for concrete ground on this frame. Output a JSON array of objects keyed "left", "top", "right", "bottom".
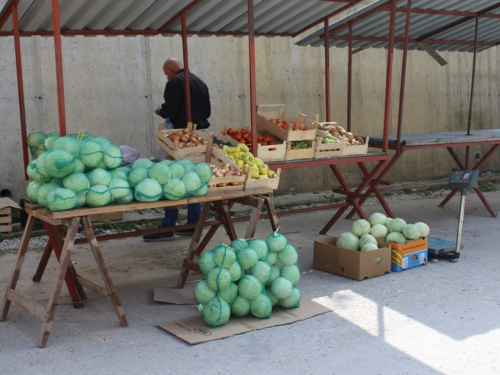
[{"left": 1, "top": 190, "right": 500, "bottom": 375}]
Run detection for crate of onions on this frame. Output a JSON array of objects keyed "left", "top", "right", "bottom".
[
  {"left": 156, "top": 122, "right": 210, "bottom": 163},
  {"left": 206, "top": 146, "right": 246, "bottom": 194}
]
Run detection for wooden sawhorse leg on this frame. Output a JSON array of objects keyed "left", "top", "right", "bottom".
[
  {"left": 32, "top": 223, "right": 87, "bottom": 307},
  {"left": 1, "top": 216, "right": 81, "bottom": 347},
  {"left": 80, "top": 217, "right": 128, "bottom": 328}
]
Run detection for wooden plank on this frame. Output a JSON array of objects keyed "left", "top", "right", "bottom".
[
  {"left": 88, "top": 211, "right": 123, "bottom": 222},
  {"left": 0, "top": 207, "right": 11, "bottom": 215},
  {"left": 0, "top": 215, "right": 12, "bottom": 223},
  {"left": 76, "top": 275, "right": 111, "bottom": 299},
  {"left": 4, "top": 289, "right": 48, "bottom": 321}
]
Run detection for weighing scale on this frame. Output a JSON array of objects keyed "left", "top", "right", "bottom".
[{"left": 428, "top": 170, "right": 478, "bottom": 262}]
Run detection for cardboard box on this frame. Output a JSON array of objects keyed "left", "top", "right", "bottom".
[
  {"left": 390, "top": 237, "right": 428, "bottom": 272},
  {"left": 313, "top": 237, "right": 391, "bottom": 281}
]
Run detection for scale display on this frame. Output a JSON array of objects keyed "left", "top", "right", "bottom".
[{"left": 448, "top": 170, "right": 479, "bottom": 189}]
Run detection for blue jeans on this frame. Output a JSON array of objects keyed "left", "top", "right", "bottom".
[{"left": 161, "top": 203, "right": 201, "bottom": 228}]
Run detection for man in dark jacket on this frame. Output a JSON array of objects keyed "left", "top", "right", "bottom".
[
  {"left": 155, "top": 57, "right": 211, "bottom": 129},
  {"left": 144, "top": 58, "right": 211, "bottom": 242}
]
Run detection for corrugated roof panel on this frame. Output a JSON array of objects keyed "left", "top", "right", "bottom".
[
  {"left": 296, "top": 0, "right": 500, "bottom": 53},
  {"left": 0, "top": 0, "right": 358, "bottom": 37}
]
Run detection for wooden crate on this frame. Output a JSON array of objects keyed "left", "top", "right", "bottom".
[
  {"left": 244, "top": 168, "right": 281, "bottom": 191},
  {"left": 341, "top": 137, "right": 370, "bottom": 156},
  {"left": 206, "top": 145, "right": 246, "bottom": 195},
  {"left": 285, "top": 140, "right": 316, "bottom": 161},
  {"left": 314, "top": 129, "right": 345, "bottom": 159},
  {"left": 0, "top": 207, "right": 13, "bottom": 234},
  {"left": 218, "top": 125, "right": 287, "bottom": 163},
  {"left": 156, "top": 122, "right": 209, "bottom": 162},
  {"left": 257, "top": 104, "right": 318, "bottom": 142}
]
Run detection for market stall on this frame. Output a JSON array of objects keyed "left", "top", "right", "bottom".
[{"left": 296, "top": 0, "right": 500, "bottom": 219}]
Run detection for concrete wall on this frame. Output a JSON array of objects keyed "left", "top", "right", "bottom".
[{"left": 1, "top": 32, "right": 499, "bottom": 200}]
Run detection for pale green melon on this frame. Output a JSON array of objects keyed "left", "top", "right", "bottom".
[
  {"left": 277, "top": 244, "right": 298, "bottom": 266},
  {"left": 163, "top": 178, "right": 186, "bottom": 200},
  {"left": 46, "top": 188, "right": 77, "bottom": 212},
  {"left": 148, "top": 163, "right": 172, "bottom": 185},
  {"left": 86, "top": 185, "right": 112, "bottom": 207},
  {"left": 236, "top": 248, "right": 258, "bottom": 270},
  {"left": 207, "top": 267, "right": 231, "bottom": 292},
  {"left": 115, "top": 190, "right": 134, "bottom": 205},
  {"left": 134, "top": 178, "right": 162, "bottom": 202},
  {"left": 52, "top": 137, "right": 81, "bottom": 157},
  {"left": 194, "top": 162, "right": 213, "bottom": 184},
  {"left": 279, "top": 287, "right": 301, "bottom": 309},
  {"left": 87, "top": 168, "right": 112, "bottom": 187},
  {"left": 63, "top": 172, "right": 90, "bottom": 194},
  {"left": 194, "top": 280, "right": 216, "bottom": 305},
  {"left": 267, "top": 231, "right": 287, "bottom": 252},
  {"left": 202, "top": 297, "right": 230, "bottom": 327},
  {"left": 217, "top": 282, "right": 238, "bottom": 304},
  {"left": 281, "top": 265, "right": 300, "bottom": 286},
  {"left": 248, "top": 238, "right": 268, "bottom": 260},
  {"left": 237, "top": 275, "right": 262, "bottom": 301},
  {"left": 231, "top": 296, "right": 250, "bottom": 317},
  {"left": 102, "top": 144, "right": 123, "bottom": 169},
  {"left": 250, "top": 293, "right": 272, "bottom": 319},
  {"left": 79, "top": 141, "right": 104, "bottom": 168},
  {"left": 108, "top": 178, "right": 131, "bottom": 199},
  {"left": 44, "top": 150, "right": 75, "bottom": 178},
  {"left": 251, "top": 261, "right": 271, "bottom": 283},
  {"left": 131, "top": 157, "right": 154, "bottom": 169},
  {"left": 36, "top": 182, "right": 62, "bottom": 207},
  {"left": 265, "top": 266, "right": 281, "bottom": 287},
  {"left": 26, "top": 180, "right": 43, "bottom": 203},
  {"left": 127, "top": 167, "right": 149, "bottom": 188},
  {"left": 271, "top": 277, "right": 292, "bottom": 299}
]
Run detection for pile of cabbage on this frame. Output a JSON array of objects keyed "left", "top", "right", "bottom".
[
  {"left": 25, "top": 132, "right": 212, "bottom": 212},
  {"left": 336, "top": 212, "right": 430, "bottom": 252},
  {"left": 195, "top": 231, "right": 301, "bottom": 328}
]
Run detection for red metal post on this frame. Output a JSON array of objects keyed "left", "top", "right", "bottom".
[
  {"left": 467, "top": 16, "right": 479, "bottom": 137},
  {"left": 347, "top": 24, "right": 353, "bottom": 132},
  {"left": 396, "top": 0, "right": 412, "bottom": 155},
  {"left": 181, "top": 11, "right": 191, "bottom": 124},
  {"left": 324, "top": 19, "right": 331, "bottom": 122},
  {"left": 12, "top": 3, "right": 29, "bottom": 180},
  {"left": 51, "top": 0, "right": 67, "bottom": 136},
  {"left": 382, "top": 0, "right": 397, "bottom": 152},
  {"left": 248, "top": 0, "right": 257, "bottom": 155}
]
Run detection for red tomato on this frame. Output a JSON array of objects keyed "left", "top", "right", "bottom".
[
  {"left": 233, "top": 134, "right": 242, "bottom": 141},
  {"left": 227, "top": 127, "right": 234, "bottom": 135},
  {"left": 292, "top": 123, "right": 300, "bottom": 131},
  {"left": 261, "top": 141, "right": 268, "bottom": 146}
]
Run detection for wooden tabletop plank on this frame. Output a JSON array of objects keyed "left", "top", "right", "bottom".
[{"left": 29, "top": 189, "right": 274, "bottom": 221}]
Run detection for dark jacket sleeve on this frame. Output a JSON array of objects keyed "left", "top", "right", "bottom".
[{"left": 159, "top": 78, "right": 183, "bottom": 120}]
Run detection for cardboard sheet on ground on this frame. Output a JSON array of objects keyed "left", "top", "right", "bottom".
[
  {"left": 154, "top": 287, "right": 197, "bottom": 305},
  {"left": 157, "top": 298, "right": 331, "bottom": 344}
]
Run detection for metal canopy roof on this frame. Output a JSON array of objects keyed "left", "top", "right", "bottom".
[
  {"left": 0, "top": 0, "right": 363, "bottom": 38},
  {"left": 296, "top": 0, "right": 500, "bottom": 52}
]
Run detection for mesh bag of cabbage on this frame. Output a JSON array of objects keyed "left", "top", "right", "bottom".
[
  {"left": 196, "top": 244, "right": 239, "bottom": 327},
  {"left": 162, "top": 160, "right": 212, "bottom": 201},
  {"left": 264, "top": 231, "right": 301, "bottom": 309}
]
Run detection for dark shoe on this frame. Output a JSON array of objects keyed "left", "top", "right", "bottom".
[
  {"left": 175, "top": 228, "right": 195, "bottom": 236},
  {"left": 143, "top": 231, "right": 175, "bottom": 242}
]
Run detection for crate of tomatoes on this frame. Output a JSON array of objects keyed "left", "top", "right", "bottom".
[
  {"left": 219, "top": 125, "right": 287, "bottom": 163},
  {"left": 256, "top": 104, "right": 318, "bottom": 142}
]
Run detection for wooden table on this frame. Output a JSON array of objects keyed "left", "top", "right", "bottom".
[
  {"left": 269, "top": 151, "right": 389, "bottom": 234},
  {"left": 369, "top": 130, "right": 500, "bottom": 218},
  {"left": 0, "top": 189, "right": 278, "bottom": 348}
]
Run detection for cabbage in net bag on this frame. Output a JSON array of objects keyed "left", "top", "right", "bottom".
[{"left": 195, "top": 231, "right": 301, "bottom": 328}]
